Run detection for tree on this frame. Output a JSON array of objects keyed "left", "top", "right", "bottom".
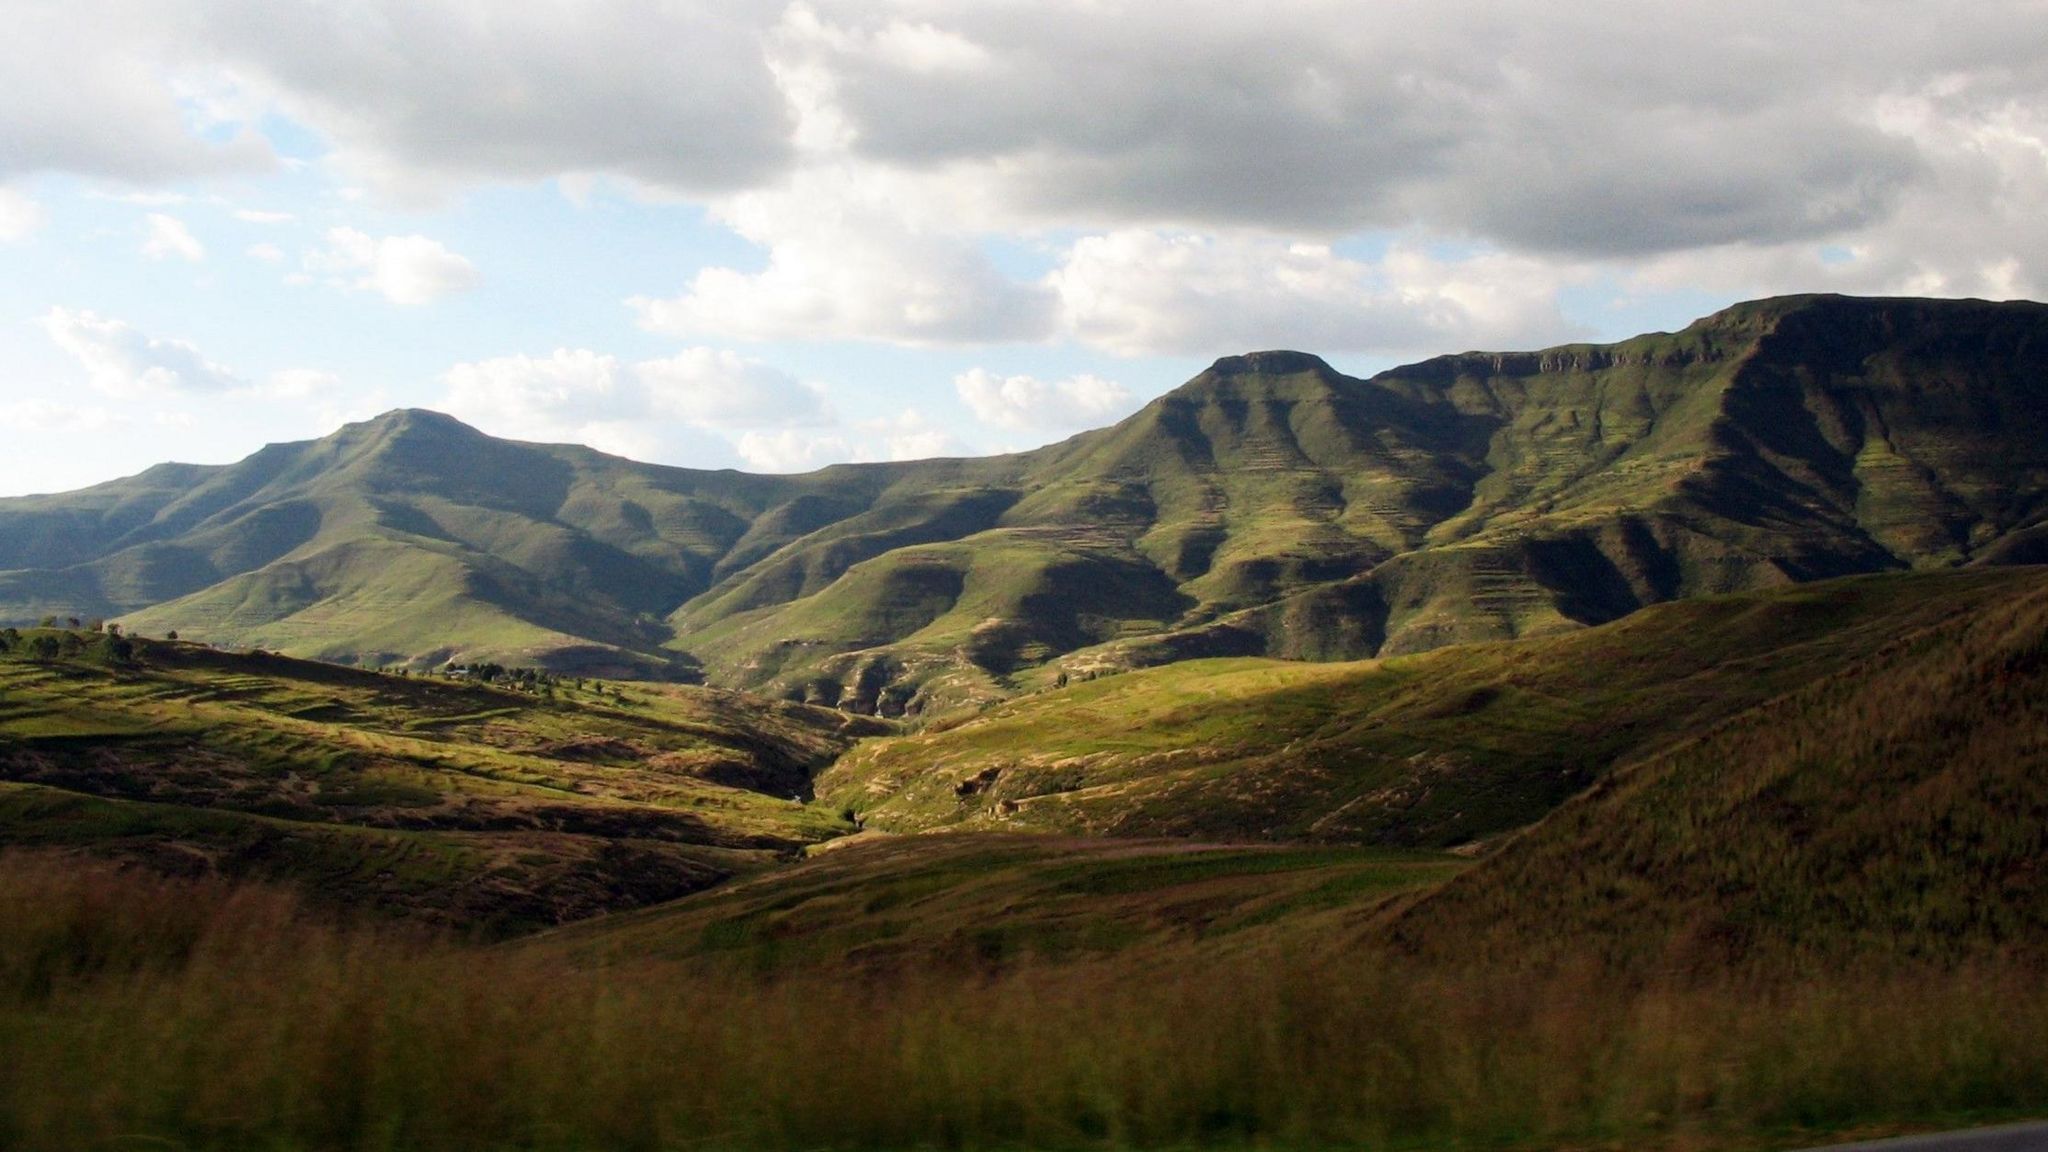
[
  {"left": 27, "top": 635, "right": 60, "bottom": 662},
  {"left": 89, "top": 633, "right": 135, "bottom": 666},
  {"left": 165, "top": 630, "right": 179, "bottom": 641}
]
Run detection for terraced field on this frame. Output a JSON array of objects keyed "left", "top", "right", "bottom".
[{"left": 0, "top": 634, "right": 885, "bottom": 933}]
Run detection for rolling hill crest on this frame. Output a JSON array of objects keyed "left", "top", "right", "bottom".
[{"left": 3, "top": 293, "right": 2046, "bottom": 714}]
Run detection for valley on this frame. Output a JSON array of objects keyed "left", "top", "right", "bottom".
[{"left": 6, "top": 294, "right": 2048, "bottom": 1150}]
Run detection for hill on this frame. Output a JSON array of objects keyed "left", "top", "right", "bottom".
[
  {"left": 820, "top": 566, "right": 2048, "bottom": 848},
  {"left": 526, "top": 833, "right": 1464, "bottom": 977},
  {"left": 2, "top": 294, "right": 2046, "bottom": 712},
  {"left": 1377, "top": 562, "right": 2048, "bottom": 973},
  {"left": 0, "top": 631, "right": 883, "bottom": 933},
  {"left": 508, "top": 564, "right": 2048, "bottom": 976}
]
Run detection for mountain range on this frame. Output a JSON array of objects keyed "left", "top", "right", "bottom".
[{"left": 4, "top": 292, "right": 2047, "bottom": 716}]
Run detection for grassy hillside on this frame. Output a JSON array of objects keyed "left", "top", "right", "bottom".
[
  {"left": 529, "top": 833, "right": 1464, "bottom": 977},
  {"left": 4, "top": 295, "right": 2047, "bottom": 711},
  {"left": 822, "top": 566, "right": 2048, "bottom": 847},
  {"left": 0, "top": 631, "right": 883, "bottom": 933},
  {"left": 6, "top": 576, "right": 2048, "bottom": 1148},
  {"left": 1380, "top": 561, "right": 2048, "bottom": 973},
  {"left": 8, "top": 832, "right": 2047, "bottom": 1151}
]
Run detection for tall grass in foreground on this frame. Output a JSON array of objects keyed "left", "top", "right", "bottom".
[{"left": 5, "top": 852, "right": 2045, "bottom": 1152}]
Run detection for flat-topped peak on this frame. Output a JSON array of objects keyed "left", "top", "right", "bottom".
[
  {"left": 352, "top": 408, "right": 476, "bottom": 435},
  {"left": 1204, "top": 350, "right": 1335, "bottom": 378}
]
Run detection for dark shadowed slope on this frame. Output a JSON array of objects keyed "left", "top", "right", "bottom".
[
  {"left": 1379, "top": 564, "right": 2048, "bottom": 973},
  {"left": 820, "top": 567, "right": 2048, "bottom": 850}
]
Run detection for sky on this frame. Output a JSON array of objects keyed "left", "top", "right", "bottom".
[{"left": 1, "top": 1, "right": 2044, "bottom": 497}]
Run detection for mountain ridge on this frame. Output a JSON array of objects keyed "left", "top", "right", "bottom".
[{"left": 4, "top": 293, "right": 2046, "bottom": 712}]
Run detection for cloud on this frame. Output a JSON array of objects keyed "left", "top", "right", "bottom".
[
  {"left": 193, "top": 0, "right": 793, "bottom": 204},
  {"left": 441, "top": 349, "right": 624, "bottom": 444},
  {"left": 1628, "top": 76, "right": 2048, "bottom": 304},
  {"left": 637, "top": 347, "right": 829, "bottom": 427},
  {"left": 735, "top": 429, "right": 853, "bottom": 473},
  {"left": 0, "top": 1, "right": 272, "bottom": 184},
  {"left": 0, "top": 399, "right": 120, "bottom": 435},
  {"left": 437, "top": 344, "right": 974, "bottom": 472},
  {"left": 39, "top": 307, "right": 244, "bottom": 397},
  {"left": 247, "top": 241, "right": 284, "bottom": 263},
  {"left": 306, "top": 227, "right": 480, "bottom": 305},
  {"left": 632, "top": 166, "right": 1057, "bottom": 344},
  {"left": 781, "top": 0, "right": 1979, "bottom": 255},
  {"left": 860, "top": 410, "right": 969, "bottom": 461},
  {"left": 141, "top": 213, "right": 205, "bottom": 262},
  {"left": 955, "top": 369, "right": 1132, "bottom": 432},
  {"left": 0, "top": 187, "right": 43, "bottom": 242},
  {"left": 439, "top": 346, "right": 832, "bottom": 463},
  {"left": 735, "top": 410, "right": 967, "bottom": 472},
  {"left": 4, "top": 0, "right": 2047, "bottom": 376},
  {"left": 1048, "top": 230, "right": 1584, "bottom": 358},
  {"left": 263, "top": 368, "right": 340, "bottom": 400},
  {"left": 233, "top": 208, "right": 294, "bottom": 224}
]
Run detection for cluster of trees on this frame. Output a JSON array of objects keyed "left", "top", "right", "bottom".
[
  {"left": 439, "top": 663, "right": 628, "bottom": 704},
  {"left": 0, "top": 622, "right": 136, "bottom": 665}
]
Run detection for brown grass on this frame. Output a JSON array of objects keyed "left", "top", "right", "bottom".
[{"left": 5, "top": 852, "right": 2046, "bottom": 1151}]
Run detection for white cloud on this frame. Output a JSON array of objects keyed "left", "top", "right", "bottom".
[
  {"left": 233, "top": 208, "right": 295, "bottom": 224},
  {"left": 0, "top": 399, "right": 120, "bottom": 435},
  {"left": 1049, "top": 230, "right": 1583, "bottom": 358},
  {"left": 636, "top": 347, "right": 829, "bottom": 428},
  {"left": 39, "top": 307, "right": 243, "bottom": 397},
  {"left": 955, "top": 369, "right": 1132, "bottom": 432},
  {"left": 439, "top": 345, "right": 834, "bottom": 464},
  {"left": 736, "top": 429, "right": 853, "bottom": 473},
  {"left": 246, "top": 241, "right": 284, "bottom": 263},
  {"left": 141, "top": 212, "right": 205, "bottom": 262},
  {"left": 632, "top": 166, "right": 1055, "bottom": 344},
  {"left": 0, "top": 187, "right": 45, "bottom": 241},
  {"left": 735, "top": 410, "right": 966, "bottom": 472},
  {"left": 442, "top": 349, "right": 623, "bottom": 443},
  {"left": 861, "top": 410, "right": 968, "bottom": 461},
  {"left": 263, "top": 368, "right": 340, "bottom": 400},
  {"left": 306, "top": 227, "right": 480, "bottom": 305},
  {"left": 435, "top": 343, "right": 976, "bottom": 472}
]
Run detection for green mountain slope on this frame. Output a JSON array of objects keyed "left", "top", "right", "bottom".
[
  {"left": 0, "top": 632, "right": 884, "bottom": 933},
  {"left": 4, "top": 295, "right": 2046, "bottom": 710},
  {"left": 820, "top": 567, "right": 2048, "bottom": 849}
]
